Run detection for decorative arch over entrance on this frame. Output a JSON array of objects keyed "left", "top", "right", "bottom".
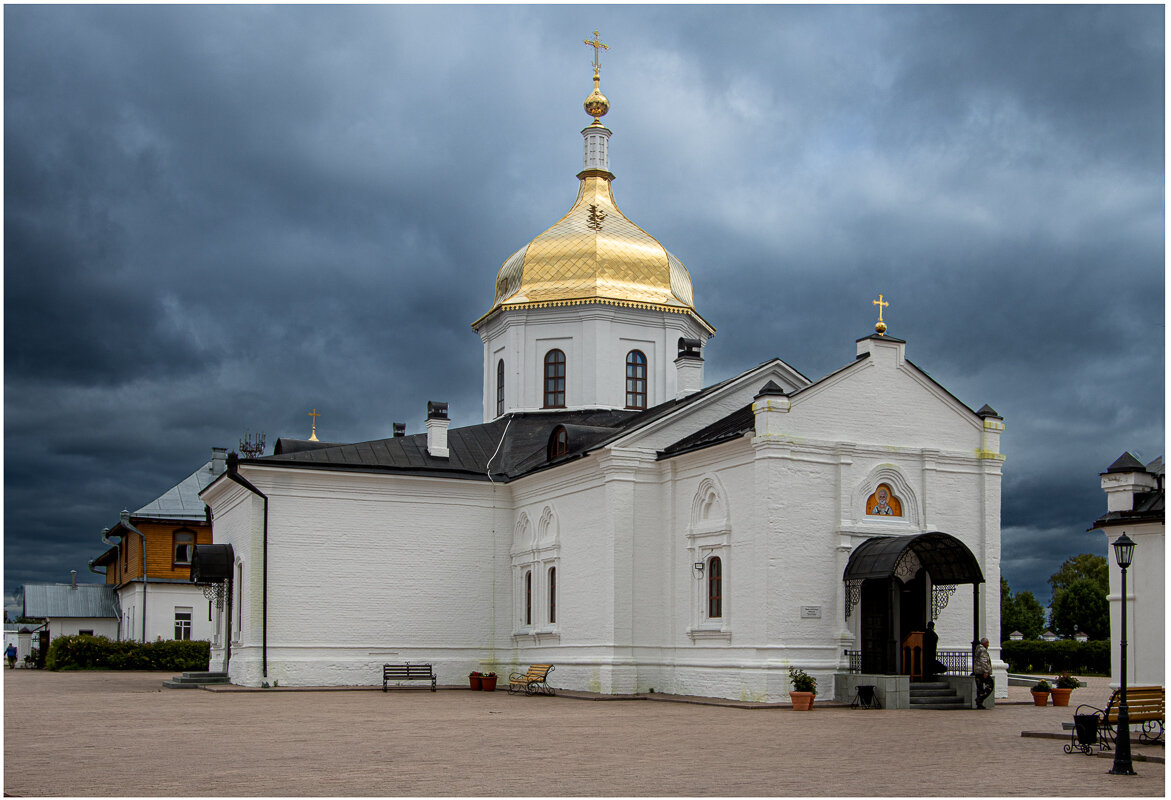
[{"left": 843, "top": 532, "right": 984, "bottom": 676}]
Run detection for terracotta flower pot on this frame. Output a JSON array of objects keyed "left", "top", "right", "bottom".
[
  {"left": 790, "top": 691, "right": 815, "bottom": 711},
  {"left": 1050, "top": 687, "right": 1073, "bottom": 707},
  {"left": 482, "top": 675, "right": 497, "bottom": 692},
  {"left": 1031, "top": 690, "right": 1049, "bottom": 706},
  {"left": 469, "top": 675, "right": 482, "bottom": 690}
]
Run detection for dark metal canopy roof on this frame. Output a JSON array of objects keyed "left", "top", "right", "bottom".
[{"left": 843, "top": 532, "right": 984, "bottom": 585}]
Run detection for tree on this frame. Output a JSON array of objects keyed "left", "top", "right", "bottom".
[
  {"left": 1048, "top": 553, "right": 1108, "bottom": 605},
  {"left": 1049, "top": 576, "right": 1109, "bottom": 640},
  {"left": 1000, "top": 576, "right": 1045, "bottom": 641}
]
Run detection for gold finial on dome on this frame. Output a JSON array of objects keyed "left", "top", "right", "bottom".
[
  {"left": 872, "top": 293, "right": 889, "bottom": 336},
  {"left": 583, "top": 30, "right": 610, "bottom": 122}
]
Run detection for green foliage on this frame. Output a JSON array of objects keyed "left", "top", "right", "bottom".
[
  {"left": 788, "top": 666, "right": 817, "bottom": 695},
  {"left": 1049, "top": 577, "right": 1109, "bottom": 639},
  {"left": 1048, "top": 553, "right": 1108, "bottom": 605},
  {"left": 999, "top": 640, "right": 1110, "bottom": 675},
  {"left": 45, "top": 635, "right": 210, "bottom": 672},
  {"left": 1055, "top": 672, "right": 1080, "bottom": 689},
  {"left": 1000, "top": 576, "right": 1045, "bottom": 640},
  {"left": 1032, "top": 679, "right": 1050, "bottom": 691}
]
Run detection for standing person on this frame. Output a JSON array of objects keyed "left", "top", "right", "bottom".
[
  {"left": 973, "top": 636, "right": 993, "bottom": 708},
  {"left": 5, "top": 643, "right": 18, "bottom": 669},
  {"left": 923, "top": 621, "right": 942, "bottom": 679}
]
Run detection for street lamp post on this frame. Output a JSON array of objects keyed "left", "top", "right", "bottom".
[{"left": 1109, "top": 532, "right": 1136, "bottom": 776}]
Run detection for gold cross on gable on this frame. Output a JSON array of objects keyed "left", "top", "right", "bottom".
[
  {"left": 872, "top": 294, "right": 889, "bottom": 336},
  {"left": 308, "top": 408, "right": 320, "bottom": 441},
  {"left": 584, "top": 30, "right": 608, "bottom": 76}
]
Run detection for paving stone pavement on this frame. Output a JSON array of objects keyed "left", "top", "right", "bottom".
[{"left": 3, "top": 670, "right": 1164, "bottom": 796}]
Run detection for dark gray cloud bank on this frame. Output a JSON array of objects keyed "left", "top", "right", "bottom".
[{"left": 5, "top": 6, "right": 1163, "bottom": 606}]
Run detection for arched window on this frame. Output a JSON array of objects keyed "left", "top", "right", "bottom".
[
  {"left": 172, "top": 530, "right": 196, "bottom": 566},
  {"left": 524, "top": 570, "right": 533, "bottom": 626},
  {"left": 496, "top": 359, "right": 505, "bottom": 417},
  {"left": 548, "top": 567, "right": 557, "bottom": 624},
  {"left": 625, "top": 350, "right": 647, "bottom": 409},
  {"left": 548, "top": 426, "right": 568, "bottom": 460},
  {"left": 543, "top": 349, "right": 566, "bottom": 408},
  {"left": 707, "top": 556, "right": 722, "bottom": 618}
]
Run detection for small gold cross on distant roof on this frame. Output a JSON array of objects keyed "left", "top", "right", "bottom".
[
  {"left": 584, "top": 30, "right": 608, "bottom": 77},
  {"left": 873, "top": 294, "right": 889, "bottom": 336},
  {"left": 308, "top": 408, "right": 320, "bottom": 441}
]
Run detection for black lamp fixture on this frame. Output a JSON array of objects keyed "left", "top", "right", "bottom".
[{"left": 1109, "top": 532, "right": 1136, "bottom": 776}]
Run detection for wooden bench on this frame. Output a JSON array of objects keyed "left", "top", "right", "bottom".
[
  {"left": 382, "top": 663, "right": 436, "bottom": 692},
  {"left": 508, "top": 664, "right": 555, "bottom": 696},
  {"left": 1069, "top": 685, "right": 1163, "bottom": 753}
]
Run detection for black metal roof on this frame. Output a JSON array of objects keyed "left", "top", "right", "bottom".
[
  {"left": 1106, "top": 451, "right": 1148, "bottom": 474},
  {"left": 660, "top": 404, "right": 755, "bottom": 458},
  {"left": 247, "top": 409, "right": 641, "bottom": 482},
  {"left": 843, "top": 532, "right": 985, "bottom": 585}
]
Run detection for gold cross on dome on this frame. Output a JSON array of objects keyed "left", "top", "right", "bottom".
[
  {"left": 872, "top": 294, "right": 889, "bottom": 336},
  {"left": 308, "top": 408, "right": 320, "bottom": 441},
  {"left": 584, "top": 30, "right": 608, "bottom": 77}
]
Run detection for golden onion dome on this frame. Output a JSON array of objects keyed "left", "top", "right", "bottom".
[{"left": 473, "top": 34, "right": 712, "bottom": 333}]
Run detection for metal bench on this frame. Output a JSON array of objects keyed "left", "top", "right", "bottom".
[
  {"left": 1066, "top": 685, "right": 1163, "bottom": 754},
  {"left": 382, "top": 663, "right": 436, "bottom": 692},
  {"left": 508, "top": 664, "right": 555, "bottom": 695}
]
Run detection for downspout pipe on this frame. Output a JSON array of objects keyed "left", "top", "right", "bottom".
[
  {"left": 119, "top": 512, "right": 148, "bottom": 642},
  {"left": 225, "top": 452, "right": 268, "bottom": 679},
  {"left": 99, "top": 528, "right": 124, "bottom": 639},
  {"left": 100, "top": 527, "right": 122, "bottom": 585}
]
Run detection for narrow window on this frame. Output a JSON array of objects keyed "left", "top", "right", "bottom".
[
  {"left": 524, "top": 570, "right": 533, "bottom": 626},
  {"left": 707, "top": 556, "right": 723, "bottom": 619},
  {"left": 548, "top": 567, "right": 557, "bottom": 624},
  {"left": 496, "top": 359, "right": 505, "bottom": 417},
  {"left": 626, "top": 350, "right": 647, "bottom": 409},
  {"left": 174, "top": 607, "right": 192, "bottom": 641},
  {"left": 543, "top": 349, "right": 566, "bottom": 408},
  {"left": 548, "top": 426, "right": 569, "bottom": 460},
  {"left": 78, "top": 629, "right": 94, "bottom": 637},
  {"left": 234, "top": 562, "right": 243, "bottom": 637},
  {"left": 173, "top": 530, "right": 195, "bottom": 566}
]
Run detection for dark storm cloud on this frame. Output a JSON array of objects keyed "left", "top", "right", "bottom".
[{"left": 4, "top": 5, "right": 1162, "bottom": 606}]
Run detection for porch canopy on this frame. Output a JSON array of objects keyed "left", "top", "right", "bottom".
[{"left": 843, "top": 531, "right": 984, "bottom": 586}]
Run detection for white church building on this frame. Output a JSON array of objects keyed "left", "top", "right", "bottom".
[{"left": 199, "top": 51, "right": 1007, "bottom": 705}]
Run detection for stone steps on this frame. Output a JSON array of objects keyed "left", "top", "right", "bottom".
[
  {"left": 909, "top": 680, "right": 967, "bottom": 710},
  {"left": 162, "top": 671, "right": 229, "bottom": 689}
]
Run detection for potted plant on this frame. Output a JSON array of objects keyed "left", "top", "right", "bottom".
[
  {"left": 1030, "top": 679, "right": 1051, "bottom": 706},
  {"left": 481, "top": 671, "right": 498, "bottom": 692},
  {"left": 788, "top": 666, "right": 817, "bottom": 711},
  {"left": 468, "top": 671, "right": 482, "bottom": 690},
  {"left": 1051, "top": 673, "right": 1078, "bottom": 707}
]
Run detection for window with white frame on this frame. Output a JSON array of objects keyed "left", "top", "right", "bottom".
[
  {"left": 512, "top": 506, "right": 561, "bottom": 639},
  {"left": 687, "top": 477, "right": 732, "bottom": 641},
  {"left": 174, "top": 607, "right": 192, "bottom": 640}
]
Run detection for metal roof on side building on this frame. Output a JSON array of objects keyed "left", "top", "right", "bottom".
[{"left": 21, "top": 583, "right": 119, "bottom": 619}]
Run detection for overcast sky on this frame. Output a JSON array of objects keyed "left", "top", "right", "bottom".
[{"left": 4, "top": 5, "right": 1164, "bottom": 610}]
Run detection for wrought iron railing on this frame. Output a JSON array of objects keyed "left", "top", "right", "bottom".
[
  {"left": 937, "top": 650, "right": 972, "bottom": 675},
  {"left": 843, "top": 648, "right": 971, "bottom": 675}
]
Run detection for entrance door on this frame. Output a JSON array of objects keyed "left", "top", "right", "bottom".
[{"left": 860, "top": 579, "right": 895, "bottom": 673}]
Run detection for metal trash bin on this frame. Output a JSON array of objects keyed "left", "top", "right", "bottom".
[
  {"left": 851, "top": 684, "right": 880, "bottom": 709},
  {"left": 1066, "top": 713, "right": 1105, "bottom": 755},
  {"left": 1074, "top": 715, "right": 1099, "bottom": 746}
]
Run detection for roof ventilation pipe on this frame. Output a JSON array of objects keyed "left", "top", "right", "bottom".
[
  {"left": 70, "top": 570, "right": 77, "bottom": 589},
  {"left": 675, "top": 338, "right": 704, "bottom": 399},
  {"left": 426, "top": 402, "right": 450, "bottom": 458},
  {"left": 120, "top": 511, "right": 148, "bottom": 642},
  {"left": 393, "top": 422, "right": 406, "bottom": 438}
]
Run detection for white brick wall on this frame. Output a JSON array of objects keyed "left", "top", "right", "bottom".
[{"left": 203, "top": 335, "right": 1005, "bottom": 699}]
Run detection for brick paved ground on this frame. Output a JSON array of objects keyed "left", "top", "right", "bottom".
[{"left": 3, "top": 670, "right": 1164, "bottom": 796}]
